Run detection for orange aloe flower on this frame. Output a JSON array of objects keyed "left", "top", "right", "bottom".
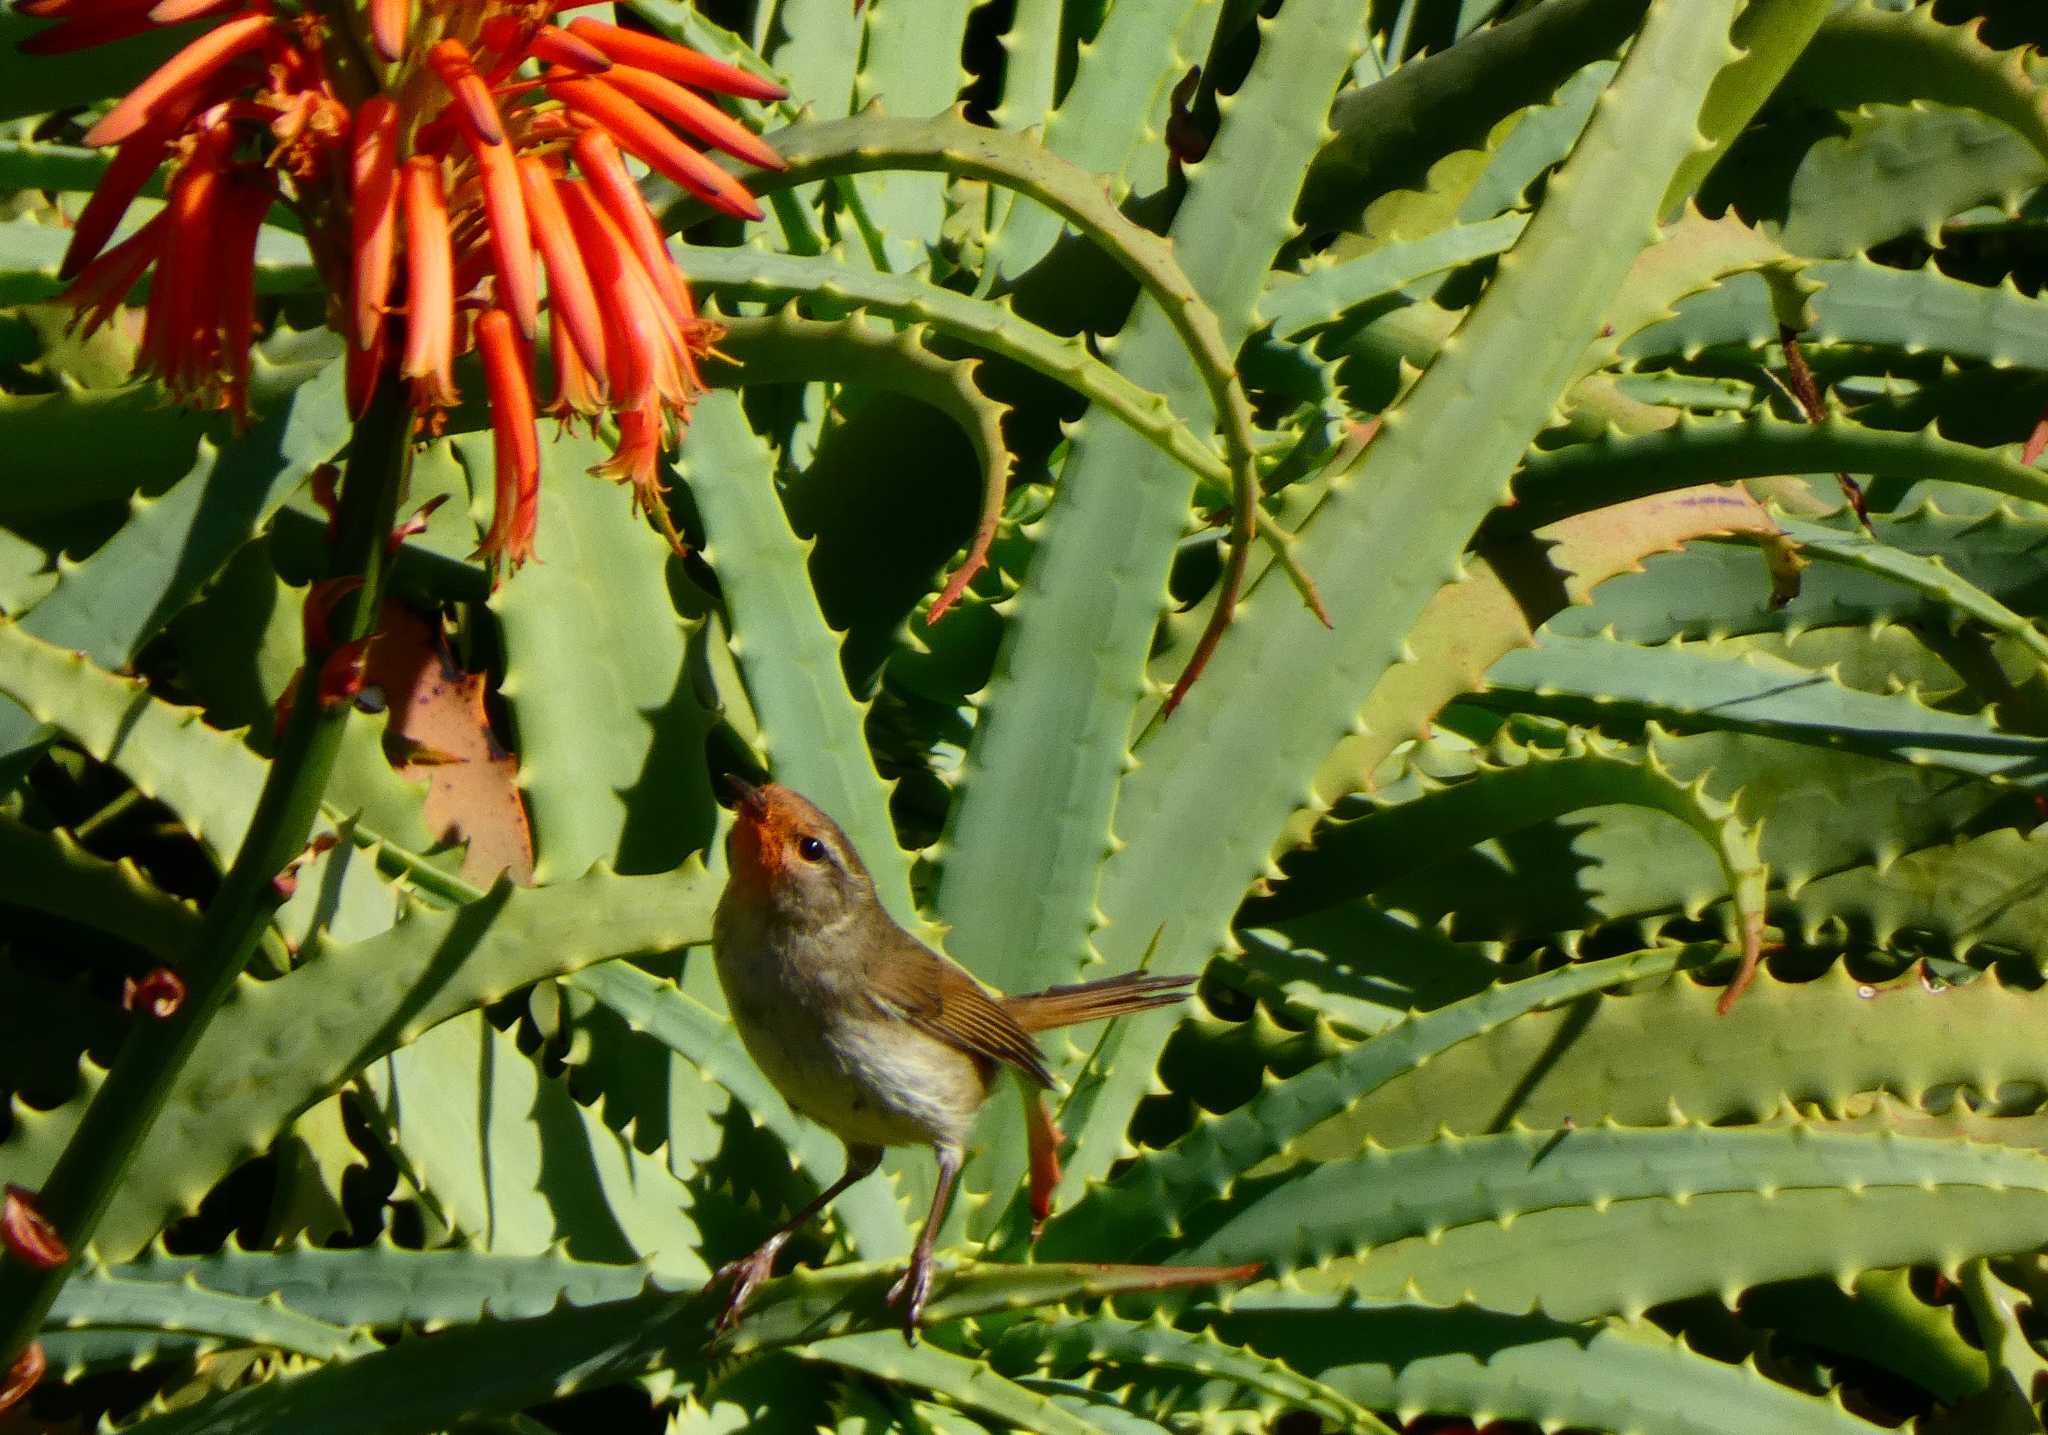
[{"left": 34, "top": 0, "right": 788, "bottom": 568}]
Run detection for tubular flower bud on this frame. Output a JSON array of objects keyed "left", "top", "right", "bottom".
[
  {"left": 36, "top": 0, "right": 781, "bottom": 559},
  {"left": 475, "top": 309, "right": 541, "bottom": 566},
  {"left": 349, "top": 96, "right": 401, "bottom": 353},
  {"left": 399, "top": 155, "right": 458, "bottom": 409}
]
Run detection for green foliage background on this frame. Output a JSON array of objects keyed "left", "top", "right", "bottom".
[{"left": 8, "top": 0, "right": 2048, "bottom": 1431}]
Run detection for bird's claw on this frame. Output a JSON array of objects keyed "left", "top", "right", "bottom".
[
  {"left": 885, "top": 1252, "right": 933, "bottom": 1345},
  {"left": 710, "top": 1244, "right": 779, "bottom": 1337}
]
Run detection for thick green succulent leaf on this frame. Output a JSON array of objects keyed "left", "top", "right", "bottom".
[
  {"left": 1299, "top": 0, "right": 1649, "bottom": 235},
  {"left": 981, "top": 0, "right": 1221, "bottom": 278},
  {"left": 674, "top": 242, "right": 1230, "bottom": 500},
  {"left": 1626, "top": 256, "right": 2048, "bottom": 370},
  {"left": 1548, "top": 500, "right": 2048, "bottom": 646},
  {"left": 1508, "top": 411, "right": 2048, "bottom": 534},
  {"left": 1777, "top": 822, "right": 2048, "bottom": 964},
  {"left": 713, "top": 308, "right": 1014, "bottom": 620},
  {"left": 1781, "top": 105, "right": 2048, "bottom": 257},
  {"left": 800, "top": 1334, "right": 1105, "bottom": 1435},
  {"left": 0, "top": 811, "right": 197, "bottom": 959},
  {"left": 939, "top": 0, "right": 1365, "bottom": 1244},
  {"left": 1743, "top": 1267, "right": 1990, "bottom": 1405},
  {"left": 1788, "top": 1, "right": 2048, "bottom": 165},
  {"left": 679, "top": 390, "right": 918, "bottom": 931},
  {"left": 1255, "top": 730, "right": 1768, "bottom": 968},
  {"left": 1298, "top": 963, "right": 2048, "bottom": 1153},
  {"left": 360, "top": 1009, "right": 707, "bottom": 1275},
  {"left": 0, "top": 358, "right": 347, "bottom": 759},
  {"left": 1772, "top": 513, "right": 2048, "bottom": 671},
  {"left": 848, "top": 0, "right": 974, "bottom": 269},
  {"left": 114, "top": 1262, "right": 1255, "bottom": 1435},
  {"left": 1213, "top": 1302, "right": 1882, "bottom": 1435},
  {"left": 1073, "top": 0, "right": 1748, "bottom": 1206},
  {"left": 1191, "top": 1123, "right": 2048, "bottom": 1319},
  {"left": 992, "top": 1313, "right": 1397, "bottom": 1435},
  {"left": 1040, "top": 946, "right": 1707, "bottom": 1263},
  {"left": 1257, "top": 214, "right": 1527, "bottom": 342},
  {"left": 1480, "top": 633, "right": 2048, "bottom": 782},
  {"left": 82, "top": 1243, "right": 670, "bottom": 1329},
  {"left": 468, "top": 430, "right": 715, "bottom": 881},
  {"left": 0, "top": 383, "right": 204, "bottom": 523},
  {"left": 44, "top": 1257, "right": 379, "bottom": 1362},
  {"left": 5, "top": 865, "right": 719, "bottom": 1257},
  {"left": 1660, "top": 0, "right": 1834, "bottom": 214}
]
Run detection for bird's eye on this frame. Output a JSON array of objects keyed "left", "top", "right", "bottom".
[{"left": 797, "top": 835, "right": 828, "bottom": 863}]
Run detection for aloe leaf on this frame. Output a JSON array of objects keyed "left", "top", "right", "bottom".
[
  {"left": 1040, "top": 945, "right": 1704, "bottom": 1262},
  {"left": 360, "top": 1008, "right": 707, "bottom": 1275},
  {"left": 1744, "top": 1268, "right": 1989, "bottom": 1404},
  {"left": 1301, "top": 962, "right": 2048, "bottom": 1153},
  {"left": 1257, "top": 214, "right": 1527, "bottom": 341},
  {"left": 1782, "top": 105, "right": 2048, "bottom": 257},
  {"left": 1214, "top": 1301, "right": 1883, "bottom": 1435},
  {"left": 1626, "top": 256, "right": 2048, "bottom": 370},
  {"left": 12, "top": 862, "right": 718, "bottom": 1257},
  {"left": 941, "top": 0, "right": 1366, "bottom": 1245},
  {"left": 1278, "top": 487, "right": 1785, "bottom": 864},
  {"left": 1788, "top": 1, "right": 2048, "bottom": 165},
  {"left": 738, "top": 113, "right": 1264, "bottom": 557},
  {"left": 849, "top": 1, "right": 974, "bottom": 269},
  {"left": 1259, "top": 732, "right": 1767, "bottom": 973},
  {"left": 674, "top": 243, "right": 1229, "bottom": 497},
  {"left": 1482, "top": 633, "right": 2048, "bottom": 782},
  {"left": 800, "top": 1335, "right": 1103, "bottom": 1435},
  {"left": 1778, "top": 822, "right": 2048, "bottom": 966},
  {"left": 1550, "top": 500, "right": 2048, "bottom": 646},
  {"left": 1660, "top": 0, "right": 1834, "bottom": 214},
  {"left": 0, "top": 358, "right": 348, "bottom": 759},
  {"left": 0, "top": 384, "right": 205, "bottom": 523},
  {"left": 1300, "top": 0, "right": 1649, "bottom": 235},
  {"left": 986, "top": 0, "right": 1060, "bottom": 138},
  {"left": 1772, "top": 514, "right": 2048, "bottom": 671},
  {"left": 677, "top": 390, "right": 917, "bottom": 931},
  {"left": 45, "top": 1257, "right": 379, "bottom": 1362},
  {"left": 981, "top": 0, "right": 1220, "bottom": 278},
  {"left": 993, "top": 1313, "right": 1397, "bottom": 1435},
  {"left": 713, "top": 309, "right": 1014, "bottom": 618},
  {"left": 1458, "top": 59, "right": 1613, "bottom": 222},
  {"left": 466, "top": 429, "right": 714, "bottom": 881},
  {"left": 1198, "top": 1122, "right": 2048, "bottom": 1323},
  {"left": 87, "top": 1243, "right": 672, "bottom": 1328},
  {"left": 114, "top": 1262, "right": 1253, "bottom": 1435},
  {"left": 1075, "top": 1, "right": 1749, "bottom": 1203},
  {"left": 0, "top": 811, "right": 198, "bottom": 959},
  {"left": 1507, "top": 411, "right": 2048, "bottom": 534}
]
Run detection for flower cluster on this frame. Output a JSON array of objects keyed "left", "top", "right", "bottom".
[{"left": 35, "top": 0, "right": 786, "bottom": 565}]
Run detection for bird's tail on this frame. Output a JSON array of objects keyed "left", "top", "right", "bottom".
[{"left": 1004, "top": 971, "right": 1194, "bottom": 1033}]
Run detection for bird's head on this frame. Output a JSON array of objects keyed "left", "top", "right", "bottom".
[{"left": 720, "top": 776, "right": 875, "bottom": 926}]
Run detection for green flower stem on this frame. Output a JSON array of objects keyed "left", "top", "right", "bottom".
[{"left": 0, "top": 370, "right": 414, "bottom": 1374}]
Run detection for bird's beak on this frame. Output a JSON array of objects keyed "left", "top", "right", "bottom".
[{"left": 720, "top": 773, "right": 765, "bottom": 813}]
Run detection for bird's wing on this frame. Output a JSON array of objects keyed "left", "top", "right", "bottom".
[{"left": 865, "top": 938, "right": 1056, "bottom": 1088}]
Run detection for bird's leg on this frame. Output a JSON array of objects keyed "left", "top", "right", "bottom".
[
  {"left": 886, "top": 1144, "right": 961, "bottom": 1344},
  {"left": 713, "top": 1143, "right": 882, "bottom": 1335}
]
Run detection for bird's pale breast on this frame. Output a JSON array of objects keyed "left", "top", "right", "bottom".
[{"left": 713, "top": 915, "right": 985, "bottom": 1152}]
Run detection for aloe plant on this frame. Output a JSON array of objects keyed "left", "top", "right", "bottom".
[{"left": 7, "top": 0, "right": 2048, "bottom": 1429}]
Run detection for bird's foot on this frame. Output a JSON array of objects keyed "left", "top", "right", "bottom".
[
  {"left": 885, "top": 1251, "right": 934, "bottom": 1345},
  {"left": 710, "top": 1241, "right": 782, "bottom": 1336}
]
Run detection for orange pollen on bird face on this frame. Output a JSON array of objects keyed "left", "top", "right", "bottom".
[{"left": 730, "top": 809, "right": 791, "bottom": 885}]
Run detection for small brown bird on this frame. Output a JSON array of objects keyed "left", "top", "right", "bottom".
[{"left": 710, "top": 777, "right": 1193, "bottom": 1339}]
